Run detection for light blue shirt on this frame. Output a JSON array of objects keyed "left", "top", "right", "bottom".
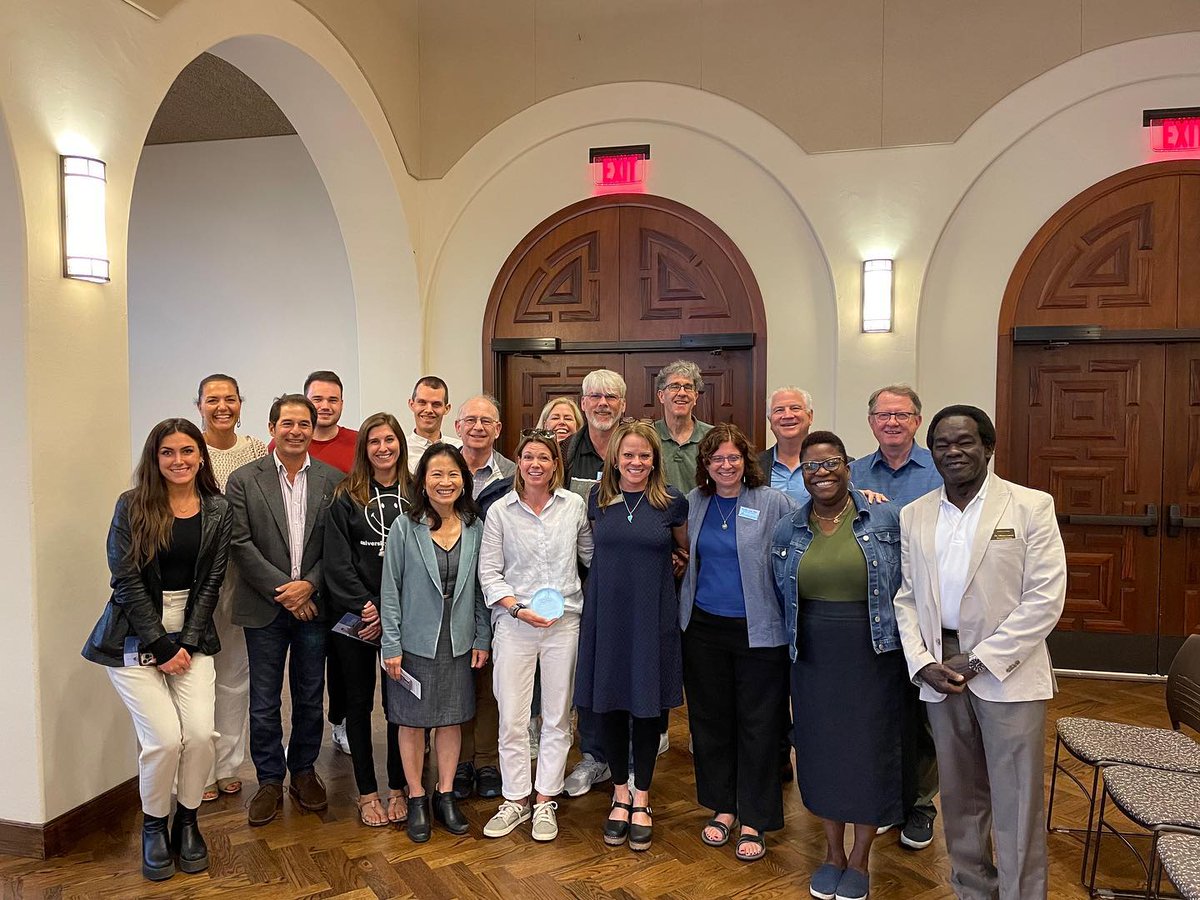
[
  {"left": 848, "top": 444, "right": 943, "bottom": 510},
  {"left": 769, "top": 449, "right": 810, "bottom": 505}
]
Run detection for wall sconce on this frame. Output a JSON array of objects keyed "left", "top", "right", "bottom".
[
  {"left": 861, "top": 258, "right": 893, "bottom": 333},
  {"left": 60, "top": 155, "right": 110, "bottom": 283}
]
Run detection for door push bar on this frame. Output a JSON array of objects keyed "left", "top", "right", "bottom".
[
  {"left": 1060, "top": 505, "right": 1158, "bottom": 537},
  {"left": 1167, "top": 504, "right": 1200, "bottom": 538}
]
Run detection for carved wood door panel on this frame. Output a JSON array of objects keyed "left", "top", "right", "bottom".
[
  {"left": 1011, "top": 343, "right": 1165, "bottom": 673},
  {"left": 1161, "top": 342, "right": 1200, "bottom": 668},
  {"left": 500, "top": 352, "right": 624, "bottom": 457},
  {"left": 622, "top": 350, "right": 752, "bottom": 428}
]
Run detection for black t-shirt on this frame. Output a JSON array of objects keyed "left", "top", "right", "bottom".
[{"left": 159, "top": 511, "right": 201, "bottom": 590}]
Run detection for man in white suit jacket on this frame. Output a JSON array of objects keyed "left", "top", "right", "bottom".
[{"left": 893, "top": 405, "right": 1066, "bottom": 900}]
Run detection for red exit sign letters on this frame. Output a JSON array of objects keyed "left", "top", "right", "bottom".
[
  {"left": 590, "top": 144, "right": 650, "bottom": 191},
  {"left": 1151, "top": 117, "right": 1200, "bottom": 152}
]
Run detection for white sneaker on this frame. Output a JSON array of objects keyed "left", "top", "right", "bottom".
[
  {"left": 657, "top": 731, "right": 669, "bottom": 757},
  {"left": 564, "top": 754, "right": 611, "bottom": 797},
  {"left": 483, "top": 800, "right": 532, "bottom": 838},
  {"left": 331, "top": 720, "right": 350, "bottom": 755},
  {"left": 529, "top": 717, "right": 541, "bottom": 760},
  {"left": 531, "top": 800, "right": 559, "bottom": 841}
]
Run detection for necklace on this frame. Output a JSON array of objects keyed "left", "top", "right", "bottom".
[
  {"left": 713, "top": 495, "right": 738, "bottom": 530},
  {"left": 622, "top": 490, "right": 646, "bottom": 523},
  {"left": 812, "top": 497, "right": 853, "bottom": 525}
]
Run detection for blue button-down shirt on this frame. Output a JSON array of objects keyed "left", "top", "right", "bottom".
[
  {"left": 768, "top": 449, "right": 810, "bottom": 505},
  {"left": 848, "top": 444, "right": 943, "bottom": 510}
]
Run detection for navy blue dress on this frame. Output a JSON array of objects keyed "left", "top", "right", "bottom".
[{"left": 575, "top": 487, "right": 688, "bottom": 718}]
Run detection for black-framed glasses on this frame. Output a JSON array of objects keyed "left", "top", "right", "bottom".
[
  {"left": 520, "top": 428, "right": 559, "bottom": 441},
  {"left": 870, "top": 411, "right": 916, "bottom": 423},
  {"left": 799, "top": 456, "right": 846, "bottom": 473}
]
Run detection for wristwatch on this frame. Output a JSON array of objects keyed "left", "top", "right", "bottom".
[
  {"left": 966, "top": 653, "right": 987, "bottom": 674},
  {"left": 509, "top": 602, "right": 527, "bottom": 619}
]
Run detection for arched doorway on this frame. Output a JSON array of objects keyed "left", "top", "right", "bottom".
[
  {"left": 482, "top": 194, "right": 767, "bottom": 458},
  {"left": 997, "top": 160, "right": 1200, "bottom": 674}
]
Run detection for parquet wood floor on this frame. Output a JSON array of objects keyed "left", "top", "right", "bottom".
[{"left": 0, "top": 677, "right": 1182, "bottom": 898}]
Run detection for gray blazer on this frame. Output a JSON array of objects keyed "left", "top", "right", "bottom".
[
  {"left": 225, "top": 454, "right": 342, "bottom": 628},
  {"left": 679, "top": 485, "right": 797, "bottom": 648},
  {"left": 379, "top": 514, "right": 491, "bottom": 661}
]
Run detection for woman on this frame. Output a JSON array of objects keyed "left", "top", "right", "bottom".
[
  {"left": 537, "top": 397, "right": 583, "bottom": 443},
  {"left": 380, "top": 443, "right": 491, "bottom": 843},
  {"left": 477, "top": 430, "right": 593, "bottom": 842},
  {"left": 82, "top": 419, "right": 233, "bottom": 882},
  {"left": 770, "top": 431, "right": 905, "bottom": 900},
  {"left": 679, "top": 424, "right": 796, "bottom": 863},
  {"left": 575, "top": 421, "right": 688, "bottom": 852},
  {"left": 324, "top": 412, "right": 412, "bottom": 827},
  {"left": 194, "top": 373, "right": 267, "bottom": 801}
]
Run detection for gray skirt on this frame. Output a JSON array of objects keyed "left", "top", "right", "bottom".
[{"left": 385, "top": 610, "right": 475, "bottom": 728}]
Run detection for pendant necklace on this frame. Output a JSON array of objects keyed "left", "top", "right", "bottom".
[
  {"left": 622, "top": 490, "right": 646, "bottom": 523},
  {"left": 714, "top": 495, "right": 738, "bottom": 530},
  {"left": 812, "top": 497, "right": 854, "bottom": 526}
]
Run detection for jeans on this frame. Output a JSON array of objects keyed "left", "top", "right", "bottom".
[{"left": 244, "top": 606, "right": 327, "bottom": 785}]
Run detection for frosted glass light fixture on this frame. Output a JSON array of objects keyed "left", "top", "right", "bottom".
[
  {"left": 61, "top": 155, "right": 110, "bottom": 283},
  {"left": 861, "top": 258, "right": 893, "bottom": 333}
]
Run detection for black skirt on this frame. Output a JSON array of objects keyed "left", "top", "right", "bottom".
[{"left": 791, "top": 599, "right": 904, "bottom": 826}]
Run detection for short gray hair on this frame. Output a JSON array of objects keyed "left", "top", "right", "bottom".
[
  {"left": 868, "top": 384, "right": 921, "bottom": 415},
  {"left": 581, "top": 368, "right": 627, "bottom": 398},
  {"left": 654, "top": 359, "right": 704, "bottom": 393},
  {"left": 766, "top": 386, "right": 813, "bottom": 416},
  {"left": 456, "top": 393, "right": 501, "bottom": 420}
]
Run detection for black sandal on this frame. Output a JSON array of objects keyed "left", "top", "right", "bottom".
[
  {"left": 736, "top": 832, "right": 766, "bottom": 862},
  {"left": 701, "top": 817, "right": 734, "bottom": 847},
  {"left": 604, "top": 800, "right": 633, "bottom": 846},
  {"left": 629, "top": 806, "right": 653, "bottom": 852}
]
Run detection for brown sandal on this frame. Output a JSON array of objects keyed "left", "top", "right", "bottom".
[
  {"left": 217, "top": 777, "right": 242, "bottom": 795},
  {"left": 358, "top": 796, "right": 389, "bottom": 828},
  {"left": 386, "top": 793, "right": 408, "bottom": 824},
  {"left": 202, "top": 783, "right": 219, "bottom": 803}
]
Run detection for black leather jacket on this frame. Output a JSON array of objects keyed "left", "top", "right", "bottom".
[{"left": 82, "top": 491, "right": 233, "bottom": 667}]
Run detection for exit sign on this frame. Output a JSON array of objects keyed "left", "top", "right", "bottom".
[
  {"left": 1151, "top": 118, "right": 1200, "bottom": 152},
  {"left": 590, "top": 144, "right": 650, "bottom": 190}
]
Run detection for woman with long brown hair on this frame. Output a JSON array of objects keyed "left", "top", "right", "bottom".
[
  {"left": 82, "top": 418, "right": 233, "bottom": 882},
  {"left": 574, "top": 420, "right": 688, "bottom": 852},
  {"left": 323, "top": 412, "right": 413, "bottom": 827}
]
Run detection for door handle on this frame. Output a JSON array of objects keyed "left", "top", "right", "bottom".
[
  {"left": 1062, "top": 504, "right": 1158, "bottom": 536},
  {"left": 1167, "top": 504, "right": 1200, "bottom": 538}
]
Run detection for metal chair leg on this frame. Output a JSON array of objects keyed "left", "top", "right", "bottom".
[
  {"left": 1081, "top": 763, "right": 1102, "bottom": 884},
  {"left": 1048, "top": 734, "right": 1063, "bottom": 831},
  {"left": 1088, "top": 780, "right": 1110, "bottom": 897}
]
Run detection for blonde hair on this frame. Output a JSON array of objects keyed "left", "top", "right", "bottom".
[
  {"left": 596, "top": 421, "right": 673, "bottom": 510},
  {"left": 537, "top": 397, "right": 583, "bottom": 432},
  {"left": 512, "top": 434, "right": 566, "bottom": 496}
]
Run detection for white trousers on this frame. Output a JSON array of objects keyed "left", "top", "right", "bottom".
[
  {"left": 106, "top": 589, "right": 216, "bottom": 816},
  {"left": 492, "top": 611, "right": 580, "bottom": 801},
  {"left": 209, "top": 570, "right": 249, "bottom": 782}
]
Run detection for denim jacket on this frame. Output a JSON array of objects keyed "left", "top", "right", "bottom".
[{"left": 770, "top": 490, "right": 902, "bottom": 661}]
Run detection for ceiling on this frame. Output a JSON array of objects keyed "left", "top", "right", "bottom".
[{"left": 144, "top": 53, "right": 297, "bottom": 146}]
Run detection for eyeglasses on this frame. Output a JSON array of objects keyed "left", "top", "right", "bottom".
[
  {"left": 582, "top": 392, "right": 622, "bottom": 403},
  {"left": 520, "top": 428, "right": 558, "bottom": 441},
  {"left": 661, "top": 383, "right": 697, "bottom": 395},
  {"left": 708, "top": 454, "right": 743, "bottom": 466},
  {"left": 458, "top": 416, "right": 497, "bottom": 428},
  {"left": 870, "top": 411, "right": 916, "bottom": 423},
  {"left": 799, "top": 456, "right": 846, "bottom": 473},
  {"left": 618, "top": 417, "right": 654, "bottom": 425}
]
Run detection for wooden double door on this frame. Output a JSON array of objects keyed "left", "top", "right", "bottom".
[{"left": 484, "top": 195, "right": 767, "bottom": 459}]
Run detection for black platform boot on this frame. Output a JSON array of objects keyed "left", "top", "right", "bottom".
[
  {"left": 170, "top": 803, "right": 210, "bottom": 874},
  {"left": 407, "top": 794, "right": 432, "bottom": 843},
  {"left": 433, "top": 790, "right": 469, "bottom": 835},
  {"left": 141, "top": 813, "right": 175, "bottom": 881}
]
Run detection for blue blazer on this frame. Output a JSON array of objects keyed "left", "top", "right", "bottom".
[
  {"left": 380, "top": 514, "right": 491, "bottom": 660},
  {"left": 679, "top": 485, "right": 797, "bottom": 648}
]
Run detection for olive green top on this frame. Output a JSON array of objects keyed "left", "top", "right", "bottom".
[{"left": 796, "top": 512, "right": 868, "bottom": 602}]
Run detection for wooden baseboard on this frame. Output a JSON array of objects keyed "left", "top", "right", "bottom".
[{"left": 0, "top": 776, "right": 138, "bottom": 859}]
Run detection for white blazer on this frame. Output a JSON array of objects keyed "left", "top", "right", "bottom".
[{"left": 893, "top": 473, "right": 1067, "bottom": 704}]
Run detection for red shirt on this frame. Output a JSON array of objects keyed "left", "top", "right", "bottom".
[{"left": 268, "top": 426, "right": 358, "bottom": 473}]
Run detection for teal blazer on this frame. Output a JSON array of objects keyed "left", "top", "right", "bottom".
[{"left": 379, "top": 514, "right": 491, "bottom": 660}]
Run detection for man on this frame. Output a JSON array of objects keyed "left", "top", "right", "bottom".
[
  {"left": 757, "top": 387, "right": 814, "bottom": 503},
  {"left": 893, "top": 405, "right": 1066, "bottom": 900},
  {"left": 849, "top": 384, "right": 944, "bottom": 851},
  {"left": 449, "top": 394, "right": 514, "bottom": 800},
  {"left": 406, "top": 375, "right": 461, "bottom": 474},
  {"left": 226, "top": 394, "right": 343, "bottom": 826},
  {"left": 561, "top": 369, "right": 626, "bottom": 796},
  {"left": 652, "top": 359, "right": 713, "bottom": 494}
]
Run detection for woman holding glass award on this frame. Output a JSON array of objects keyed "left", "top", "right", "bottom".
[
  {"left": 323, "top": 412, "right": 412, "bottom": 828},
  {"left": 477, "top": 430, "right": 594, "bottom": 843},
  {"left": 381, "top": 443, "right": 491, "bottom": 843}
]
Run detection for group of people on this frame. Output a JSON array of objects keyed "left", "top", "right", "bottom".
[{"left": 83, "top": 361, "right": 1066, "bottom": 900}]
